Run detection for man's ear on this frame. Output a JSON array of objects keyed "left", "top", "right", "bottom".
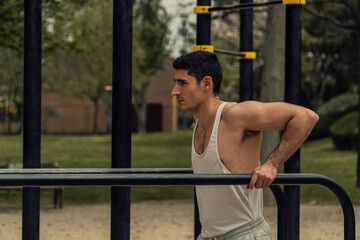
[{"left": 201, "top": 76, "right": 213, "bottom": 93}]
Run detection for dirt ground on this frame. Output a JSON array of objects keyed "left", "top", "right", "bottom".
[{"left": 0, "top": 200, "right": 358, "bottom": 240}]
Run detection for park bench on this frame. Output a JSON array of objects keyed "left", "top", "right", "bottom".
[{"left": 0, "top": 162, "right": 63, "bottom": 209}]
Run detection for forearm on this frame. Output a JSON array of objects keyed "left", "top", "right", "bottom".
[{"left": 266, "top": 111, "right": 319, "bottom": 168}]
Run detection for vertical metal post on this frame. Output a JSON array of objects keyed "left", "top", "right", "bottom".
[
  {"left": 196, "top": 0, "right": 211, "bottom": 46},
  {"left": 194, "top": 194, "right": 201, "bottom": 239},
  {"left": 111, "top": 1, "right": 132, "bottom": 240},
  {"left": 239, "top": 0, "right": 253, "bottom": 101},
  {"left": 23, "top": 0, "right": 42, "bottom": 239},
  {"left": 194, "top": 1, "right": 211, "bottom": 238},
  {"left": 284, "top": 4, "right": 302, "bottom": 240}
]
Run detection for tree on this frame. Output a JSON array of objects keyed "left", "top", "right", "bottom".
[
  {"left": 303, "top": 0, "right": 360, "bottom": 186},
  {"left": 259, "top": 4, "right": 285, "bottom": 160},
  {"left": 302, "top": 1, "right": 359, "bottom": 109},
  {"left": 43, "top": 0, "right": 113, "bottom": 134},
  {"left": 257, "top": 5, "right": 285, "bottom": 206},
  {"left": 132, "top": 0, "right": 170, "bottom": 133},
  {"left": 43, "top": 0, "right": 169, "bottom": 134},
  {"left": 0, "top": 47, "right": 23, "bottom": 133},
  {"left": 0, "top": 0, "right": 23, "bottom": 54},
  {"left": 0, "top": 0, "right": 89, "bottom": 134}
]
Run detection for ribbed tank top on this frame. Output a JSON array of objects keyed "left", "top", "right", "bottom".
[{"left": 192, "top": 102, "right": 263, "bottom": 238}]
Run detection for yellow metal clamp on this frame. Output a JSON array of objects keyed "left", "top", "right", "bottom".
[
  {"left": 194, "top": 6, "right": 214, "bottom": 14},
  {"left": 193, "top": 45, "right": 214, "bottom": 53},
  {"left": 237, "top": 52, "right": 256, "bottom": 60},
  {"left": 282, "top": 0, "right": 306, "bottom": 5}
]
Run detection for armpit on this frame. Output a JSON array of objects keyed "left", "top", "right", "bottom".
[{"left": 242, "top": 130, "right": 260, "bottom": 142}]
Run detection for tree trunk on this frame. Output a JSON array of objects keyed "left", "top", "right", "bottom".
[
  {"left": 259, "top": 5, "right": 285, "bottom": 205},
  {"left": 137, "top": 102, "right": 147, "bottom": 133},
  {"left": 356, "top": 34, "right": 360, "bottom": 187},
  {"left": 93, "top": 100, "right": 99, "bottom": 134},
  {"left": 134, "top": 91, "right": 147, "bottom": 133}
]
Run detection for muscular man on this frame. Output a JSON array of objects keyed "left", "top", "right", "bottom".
[{"left": 171, "top": 51, "right": 319, "bottom": 240}]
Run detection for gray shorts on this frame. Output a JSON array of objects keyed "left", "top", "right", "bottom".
[{"left": 197, "top": 217, "right": 272, "bottom": 240}]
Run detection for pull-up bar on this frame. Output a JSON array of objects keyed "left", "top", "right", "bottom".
[
  {"left": 214, "top": 49, "right": 246, "bottom": 57},
  {"left": 210, "top": 0, "right": 282, "bottom": 12},
  {"left": 193, "top": 45, "right": 256, "bottom": 59},
  {"left": 194, "top": 0, "right": 305, "bottom": 14},
  {"left": 214, "top": 49, "right": 257, "bottom": 59}
]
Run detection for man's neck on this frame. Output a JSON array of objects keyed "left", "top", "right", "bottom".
[{"left": 192, "top": 98, "right": 223, "bottom": 130}]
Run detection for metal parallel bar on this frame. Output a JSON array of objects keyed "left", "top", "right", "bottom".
[
  {"left": 269, "top": 186, "right": 287, "bottom": 240},
  {"left": 284, "top": 4, "right": 302, "bottom": 240},
  {"left": 214, "top": 49, "right": 245, "bottom": 57},
  {"left": 112, "top": 1, "right": 132, "bottom": 240},
  {"left": 23, "top": 0, "right": 42, "bottom": 240},
  {"left": 0, "top": 172, "right": 354, "bottom": 239},
  {"left": 239, "top": 0, "right": 253, "bottom": 102},
  {"left": 0, "top": 172, "right": 340, "bottom": 187},
  {"left": 0, "top": 168, "right": 193, "bottom": 174},
  {"left": 210, "top": 0, "right": 283, "bottom": 12}
]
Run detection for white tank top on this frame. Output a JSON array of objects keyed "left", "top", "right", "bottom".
[{"left": 192, "top": 102, "right": 263, "bottom": 238}]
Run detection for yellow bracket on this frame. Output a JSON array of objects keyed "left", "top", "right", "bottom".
[
  {"left": 282, "top": 0, "right": 305, "bottom": 5},
  {"left": 194, "top": 6, "right": 214, "bottom": 14},
  {"left": 236, "top": 52, "right": 256, "bottom": 60},
  {"left": 193, "top": 45, "right": 214, "bottom": 53}
]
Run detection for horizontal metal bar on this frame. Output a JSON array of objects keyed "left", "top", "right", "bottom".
[
  {"left": 209, "top": 0, "right": 283, "bottom": 12},
  {"left": 0, "top": 168, "right": 193, "bottom": 175},
  {"left": 0, "top": 170, "right": 348, "bottom": 188},
  {"left": 0, "top": 169, "right": 354, "bottom": 239},
  {"left": 214, "top": 49, "right": 245, "bottom": 57}
]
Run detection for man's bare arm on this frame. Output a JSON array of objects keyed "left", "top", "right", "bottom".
[
  {"left": 224, "top": 101, "right": 319, "bottom": 189},
  {"left": 248, "top": 102, "right": 319, "bottom": 188}
]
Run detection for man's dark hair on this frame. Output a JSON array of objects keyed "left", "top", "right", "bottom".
[{"left": 172, "top": 51, "right": 222, "bottom": 96}]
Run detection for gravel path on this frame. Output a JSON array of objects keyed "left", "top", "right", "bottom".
[{"left": 0, "top": 201, "right": 358, "bottom": 239}]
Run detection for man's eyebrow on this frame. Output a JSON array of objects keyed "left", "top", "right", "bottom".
[{"left": 173, "top": 78, "right": 186, "bottom": 82}]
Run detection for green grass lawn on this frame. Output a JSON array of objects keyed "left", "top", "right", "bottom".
[
  {"left": 300, "top": 138, "right": 360, "bottom": 204},
  {"left": 0, "top": 132, "right": 359, "bottom": 205}
]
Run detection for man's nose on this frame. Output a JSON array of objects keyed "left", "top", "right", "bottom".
[{"left": 171, "top": 85, "right": 180, "bottom": 96}]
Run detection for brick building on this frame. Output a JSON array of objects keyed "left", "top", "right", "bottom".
[{"left": 0, "top": 57, "right": 179, "bottom": 134}]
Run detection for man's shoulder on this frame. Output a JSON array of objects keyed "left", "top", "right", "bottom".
[{"left": 222, "top": 101, "right": 261, "bottom": 116}]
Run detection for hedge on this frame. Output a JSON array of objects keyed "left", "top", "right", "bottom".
[
  {"left": 330, "top": 111, "right": 358, "bottom": 150},
  {"left": 310, "top": 92, "right": 358, "bottom": 139}
]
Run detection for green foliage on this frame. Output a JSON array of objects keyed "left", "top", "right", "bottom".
[
  {"left": 133, "top": 0, "right": 169, "bottom": 76},
  {"left": 0, "top": 0, "right": 89, "bottom": 56},
  {"left": 311, "top": 93, "right": 358, "bottom": 139},
  {"left": 132, "top": 0, "right": 170, "bottom": 132},
  {"left": 330, "top": 111, "right": 358, "bottom": 150},
  {"left": 132, "top": 0, "right": 169, "bottom": 90},
  {"left": 0, "top": 48, "right": 23, "bottom": 114},
  {"left": 302, "top": 0, "right": 360, "bottom": 109},
  {"left": 0, "top": 0, "right": 23, "bottom": 54}
]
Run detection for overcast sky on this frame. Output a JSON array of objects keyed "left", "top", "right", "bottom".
[{"left": 161, "top": 0, "right": 196, "bottom": 57}]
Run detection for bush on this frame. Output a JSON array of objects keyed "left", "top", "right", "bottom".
[
  {"left": 310, "top": 93, "right": 358, "bottom": 139},
  {"left": 330, "top": 111, "right": 358, "bottom": 150}
]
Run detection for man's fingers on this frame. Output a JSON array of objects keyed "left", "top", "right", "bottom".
[
  {"left": 250, "top": 173, "right": 275, "bottom": 189},
  {"left": 255, "top": 176, "right": 264, "bottom": 189},
  {"left": 248, "top": 174, "right": 258, "bottom": 189},
  {"left": 261, "top": 177, "right": 275, "bottom": 188}
]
